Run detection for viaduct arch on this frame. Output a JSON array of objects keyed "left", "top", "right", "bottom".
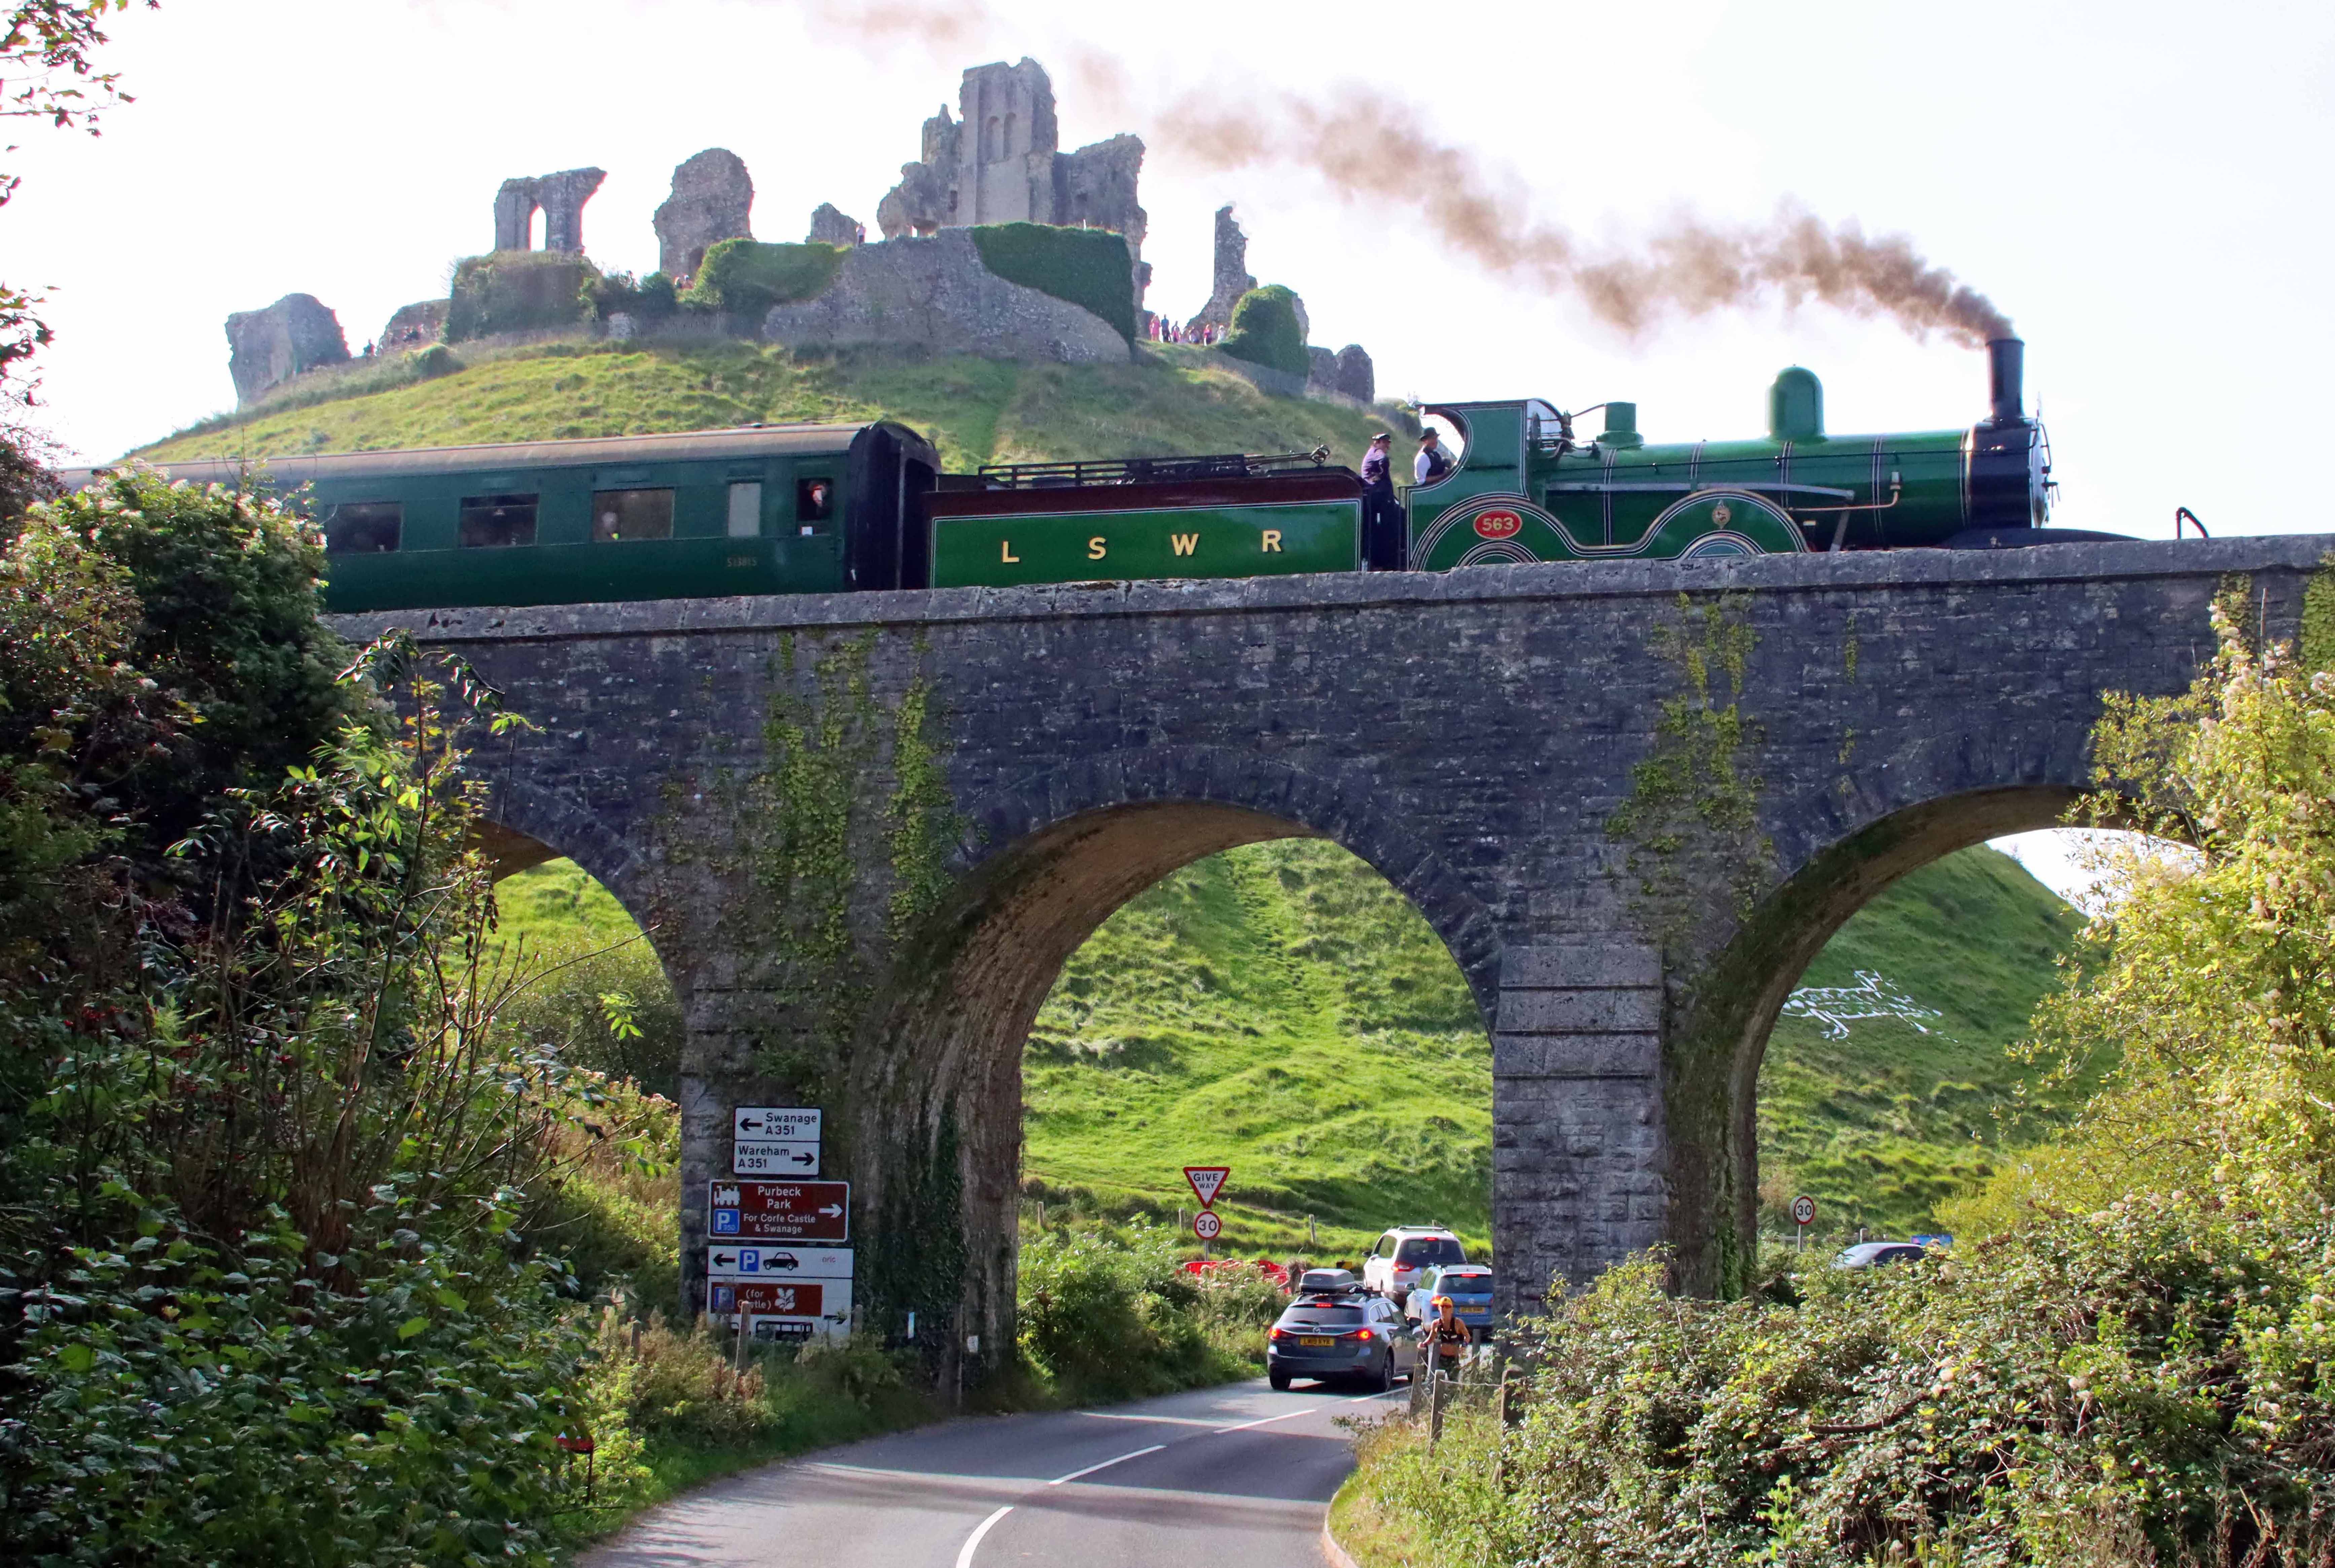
[{"left": 334, "top": 533, "right": 2329, "bottom": 1371}]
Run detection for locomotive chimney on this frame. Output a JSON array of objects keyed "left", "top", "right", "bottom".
[{"left": 1986, "top": 337, "right": 2025, "bottom": 426}]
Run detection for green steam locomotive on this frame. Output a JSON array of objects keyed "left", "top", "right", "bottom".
[{"left": 78, "top": 338, "right": 2105, "bottom": 615}]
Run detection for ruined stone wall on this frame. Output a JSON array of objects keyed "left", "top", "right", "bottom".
[
  {"left": 494, "top": 167, "right": 606, "bottom": 255},
  {"left": 761, "top": 228, "right": 1129, "bottom": 364}
]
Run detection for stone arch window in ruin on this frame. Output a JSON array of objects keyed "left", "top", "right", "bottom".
[{"left": 984, "top": 115, "right": 1002, "bottom": 162}]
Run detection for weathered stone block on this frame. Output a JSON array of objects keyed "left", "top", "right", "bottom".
[
  {"left": 225, "top": 293, "right": 349, "bottom": 405},
  {"left": 655, "top": 148, "right": 755, "bottom": 281},
  {"left": 1497, "top": 988, "right": 1663, "bottom": 1034}
]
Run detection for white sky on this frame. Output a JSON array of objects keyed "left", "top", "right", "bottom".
[
  {"left": 17, "top": 1, "right": 2312, "bottom": 907},
  {"left": 7, "top": 0, "right": 2330, "bottom": 553}
]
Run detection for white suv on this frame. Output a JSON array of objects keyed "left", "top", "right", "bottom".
[{"left": 1361, "top": 1227, "right": 1468, "bottom": 1301}]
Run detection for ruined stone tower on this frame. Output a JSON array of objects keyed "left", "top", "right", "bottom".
[
  {"left": 653, "top": 149, "right": 754, "bottom": 282},
  {"left": 1188, "top": 205, "right": 1257, "bottom": 334},
  {"left": 876, "top": 58, "right": 1149, "bottom": 309}
]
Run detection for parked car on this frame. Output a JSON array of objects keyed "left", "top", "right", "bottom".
[
  {"left": 1834, "top": 1241, "right": 1931, "bottom": 1270},
  {"left": 1361, "top": 1227, "right": 1468, "bottom": 1302},
  {"left": 1267, "top": 1290, "right": 1417, "bottom": 1392},
  {"left": 1403, "top": 1263, "right": 1494, "bottom": 1328}
]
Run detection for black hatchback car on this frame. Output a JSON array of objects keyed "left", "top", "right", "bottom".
[{"left": 1266, "top": 1291, "right": 1418, "bottom": 1391}]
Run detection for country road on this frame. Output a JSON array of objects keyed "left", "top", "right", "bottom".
[{"left": 581, "top": 1378, "right": 1401, "bottom": 1567}]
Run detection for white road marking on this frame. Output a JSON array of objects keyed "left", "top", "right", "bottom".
[
  {"left": 955, "top": 1504, "right": 1013, "bottom": 1568},
  {"left": 1076, "top": 1410, "right": 1227, "bottom": 1427},
  {"left": 952, "top": 1391, "right": 1396, "bottom": 1564},
  {"left": 1048, "top": 1444, "right": 1166, "bottom": 1485}
]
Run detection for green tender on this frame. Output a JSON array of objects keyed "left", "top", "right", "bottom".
[{"left": 931, "top": 499, "right": 1360, "bottom": 588}]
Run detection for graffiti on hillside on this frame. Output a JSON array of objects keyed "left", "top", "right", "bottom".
[{"left": 1780, "top": 970, "right": 1944, "bottom": 1041}]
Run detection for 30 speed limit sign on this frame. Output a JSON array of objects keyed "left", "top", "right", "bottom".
[
  {"left": 1791, "top": 1195, "right": 1817, "bottom": 1228},
  {"left": 1192, "top": 1210, "right": 1222, "bottom": 1242}
]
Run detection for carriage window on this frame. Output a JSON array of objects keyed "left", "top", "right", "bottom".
[
  {"left": 459, "top": 494, "right": 538, "bottom": 548},
  {"left": 796, "top": 476, "right": 833, "bottom": 525},
  {"left": 325, "top": 501, "right": 401, "bottom": 554},
  {"left": 593, "top": 487, "right": 674, "bottom": 543},
  {"left": 726, "top": 482, "right": 762, "bottom": 539}
]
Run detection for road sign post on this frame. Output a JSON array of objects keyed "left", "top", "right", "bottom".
[{"left": 1791, "top": 1194, "right": 1816, "bottom": 1253}]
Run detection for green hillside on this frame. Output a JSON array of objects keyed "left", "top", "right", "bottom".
[
  {"left": 1755, "top": 845, "right": 2095, "bottom": 1240},
  {"left": 132, "top": 339, "right": 1406, "bottom": 473}
]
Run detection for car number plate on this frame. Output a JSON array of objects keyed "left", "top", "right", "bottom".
[{"left": 1298, "top": 1335, "right": 1335, "bottom": 1347}]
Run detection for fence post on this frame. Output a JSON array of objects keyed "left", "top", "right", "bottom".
[
  {"left": 1493, "top": 1371, "right": 1512, "bottom": 1492},
  {"left": 1428, "top": 1357, "right": 1444, "bottom": 1448}
]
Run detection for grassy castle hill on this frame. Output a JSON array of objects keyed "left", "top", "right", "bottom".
[
  {"left": 132, "top": 339, "right": 1407, "bottom": 472},
  {"left": 140, "top": 336, "right": 2089, "bottom": 1260}
]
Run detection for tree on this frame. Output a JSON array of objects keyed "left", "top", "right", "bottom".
[{"left": 0, "top": 2, "right": 155, "bottom": 398}]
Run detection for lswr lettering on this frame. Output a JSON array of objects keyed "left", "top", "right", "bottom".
[
  {"left": 1261, "top": 530, "right": 1282, "bottom": 552},
  {"left": 1170, "top": 533, "right": 1198, "bottom": 556}
]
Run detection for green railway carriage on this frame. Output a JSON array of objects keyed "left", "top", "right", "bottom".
[
  {"left": 924, "top": 452, "right": 1363, "bottom": 588},
  {"left": 76, "top": 421, "right": 941, "bottom": 614},
  {"left": 1408, "top": 339, "right": 2064, "bottom": 571}
]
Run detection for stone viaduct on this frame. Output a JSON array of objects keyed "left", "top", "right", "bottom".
[{"left": 335, "top": 533, "right": 2327, "bottom": 1379}]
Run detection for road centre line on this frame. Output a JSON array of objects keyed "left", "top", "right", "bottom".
[
  {"left": 1076, "top": 1410, "right": 1226, "bottom": 1426},
  {"left": 955, "top": 1444, "right": 1170, "bottom": 1566},
  {"left": 1210, "top": 1390, "right": 1399, "bottom": 1434},
  {"left": 954, "top": 1505, "right": 1013, "bottom": 1568},
  {"left": 1048, "top": 1443, "right": 1166, "bottom": 1485},
  {"left": 957, "top": 1396, "right": 1399, "bottom": 1564}
]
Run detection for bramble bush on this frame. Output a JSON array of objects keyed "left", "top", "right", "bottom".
[{"left": 1339, "top": 609, "right": 2335, "bottom": 1566}]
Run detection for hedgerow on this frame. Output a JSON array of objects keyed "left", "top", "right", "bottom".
[
  {"left": 1340, "top": 605, "right": 2335, "bottom": 1566},
  {"left": 968, "top": 223, "right": 1137, "bottom": 342},
  {"left": 685, "top": 240, "right": 845, "bottom": 321},
  {"left": 1219, "top": 285, "right": 1308, "bottom": 379},
  {"left": 0, "top": 476, "right": 662, "bottom": 1563},
  {"left": 445, "top": 251, "right": 597, "bottom": 341}
]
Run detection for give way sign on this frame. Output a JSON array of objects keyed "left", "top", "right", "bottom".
[{"left": 1184, "top": 1166, "right": 1230, "bottom": 1209}]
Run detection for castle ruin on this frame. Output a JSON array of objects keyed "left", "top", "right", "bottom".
[
  {"left": 876, "top": 59, "right": 1149, "bottom": 307},
  {"left": 222, "top": 59, "right": 1382, "bottom": 412}
]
